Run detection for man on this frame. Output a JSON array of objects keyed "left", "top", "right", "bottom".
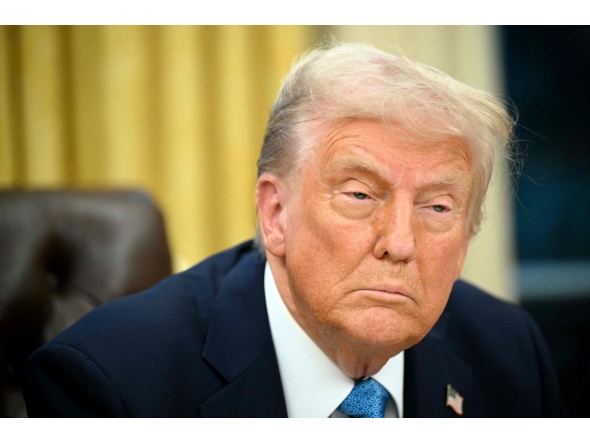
[{"left": 23, "top": 41, "right": 564, "bottom": 417}]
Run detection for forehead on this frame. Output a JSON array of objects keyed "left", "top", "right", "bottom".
[{"left": 310, "top": 119, "right": 472, "bottom": 186}]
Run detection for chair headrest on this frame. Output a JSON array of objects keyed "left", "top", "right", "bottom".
[{"left": 0, "top": 189, "right": 172, "bottom": 416}]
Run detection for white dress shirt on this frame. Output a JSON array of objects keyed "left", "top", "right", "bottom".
[{"left": 264, "top": 263, "right": 404, "bottom": 418}]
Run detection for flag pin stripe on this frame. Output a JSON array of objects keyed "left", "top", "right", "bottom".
[{"left": 446, "top": 384, "right": 464, "bottom": 416}]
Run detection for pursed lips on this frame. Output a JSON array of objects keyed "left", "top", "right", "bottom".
[{"left": 352, "top": 283, "right": 412, "bottom": 301}]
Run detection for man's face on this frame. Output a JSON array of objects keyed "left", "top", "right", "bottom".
[{"left": 278, "top": 119, "right": 472, "bottom": 361}]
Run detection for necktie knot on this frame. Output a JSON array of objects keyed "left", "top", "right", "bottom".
[{"left": 337, "top": 377, "right": 390, "bottom": 418}]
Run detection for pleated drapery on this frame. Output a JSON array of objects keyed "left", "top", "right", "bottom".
[{"left": 0, "top": 25, "right": 318, "bottom": 270}]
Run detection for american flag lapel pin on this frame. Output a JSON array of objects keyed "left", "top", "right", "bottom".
[{"left": 446, "top": 384, "right": 464, "bottom": 416}]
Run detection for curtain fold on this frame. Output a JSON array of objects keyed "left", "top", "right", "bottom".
[{"left": 0, "top": 25, "right": 318, "bottom": 269}]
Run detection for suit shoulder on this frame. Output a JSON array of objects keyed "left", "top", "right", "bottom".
[
  {"left": 448, "top": 279, "right": 526, "bottom": 322},
  {"left": 444, "top": 279, "right": 543, "bottom": 357},
  {"left": 417, "top": 280, "right": 565, "bottom": 417},
  {"left": 48, "top": 240, "right": 261, "bottom": 347}
]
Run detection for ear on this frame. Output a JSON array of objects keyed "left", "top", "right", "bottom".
[
  {"left": 256, "top": 173, "right": 288, "bottom": 258},
  {"left": 454, "top": 234, "right": 472, "bottom": 281}
]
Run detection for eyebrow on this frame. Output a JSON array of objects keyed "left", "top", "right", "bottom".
[
  {"left": 327, "top": 157, "right": 383, "bottom": 177},
  {"left": 418, "top": 171, "right": 472, "bottom": 196},
  {"left": 328, "top": 156, "right": 471, "bottom": 194}
]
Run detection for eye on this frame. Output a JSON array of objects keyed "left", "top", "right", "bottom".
[
  {"left": 432, "top": 204, "right": 448, "bottom": 213},
  {"left": 352, "top": 192, "right": 369, "bottom": 200}
]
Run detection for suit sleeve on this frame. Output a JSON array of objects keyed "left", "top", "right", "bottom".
[
  {"left": 524, "top": 314, "right": 567, "bottom": 417},
  {"left": 23, "top": 343, "right": 128, "bottom": 417}
]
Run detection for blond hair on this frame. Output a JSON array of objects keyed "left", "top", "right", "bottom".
[{"left": 256, "top": 40, "right": 515, "bottom": 251}]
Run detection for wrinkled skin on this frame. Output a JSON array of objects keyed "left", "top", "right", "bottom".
[{"left": 257, "top": 119, "right": 472, "bottom": 379}]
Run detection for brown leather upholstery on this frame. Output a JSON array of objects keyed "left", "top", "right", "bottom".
[{"left": 0, "top": 189, "right": 172, "bottom": 417}]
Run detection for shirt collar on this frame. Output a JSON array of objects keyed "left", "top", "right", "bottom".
[{"left": 264, "top": 262, "right": 404, "bottom": 418}]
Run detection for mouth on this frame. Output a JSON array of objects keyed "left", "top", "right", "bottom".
[{"left": 353, "top": 283, "right": 412, "bottom": 302}]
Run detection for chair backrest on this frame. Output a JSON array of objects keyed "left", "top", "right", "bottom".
[{"left": 0, "top": 189, "right": 172, "bottom": 417}]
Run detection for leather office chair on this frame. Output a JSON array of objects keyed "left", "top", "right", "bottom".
[{"left": 0, "top": 189, "right": 172, "bottom": 417}]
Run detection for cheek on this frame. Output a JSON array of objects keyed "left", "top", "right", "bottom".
[
  {"left": 291, "top": 192, "right": 373, "bottom": 265},
  {"left": 284, "top": 198, "right": 375, "bottom": 322}
]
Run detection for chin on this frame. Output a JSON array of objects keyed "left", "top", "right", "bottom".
[{"left": 337, "top": 307, "right": 426, "bottom": 350}]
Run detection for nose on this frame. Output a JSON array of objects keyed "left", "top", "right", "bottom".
[{"left": 373, "top": 198, "right": 417, "bottom": 262}]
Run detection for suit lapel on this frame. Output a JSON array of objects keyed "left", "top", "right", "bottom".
[
  {"left": 404, "top": 307, "right": 477, "bottom": 418},
  {"left": 199, "top": 347, "right": 287, "bottom": 417},
  {"left": 200, "top": 250, "right": 287, "bottom": 417}
]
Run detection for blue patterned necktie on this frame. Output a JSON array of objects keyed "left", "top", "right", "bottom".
[{"left": 337, "top": 377, "right": 390, "bottom": 418}]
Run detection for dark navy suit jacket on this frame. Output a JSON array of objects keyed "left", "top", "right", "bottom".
[{"left": 23, "top": 241, "right": 565, "bottom": 417}]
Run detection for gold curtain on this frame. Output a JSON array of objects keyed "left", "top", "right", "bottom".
[{"left": 0, "top": 25, "right": 319, "bottom": 270}]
